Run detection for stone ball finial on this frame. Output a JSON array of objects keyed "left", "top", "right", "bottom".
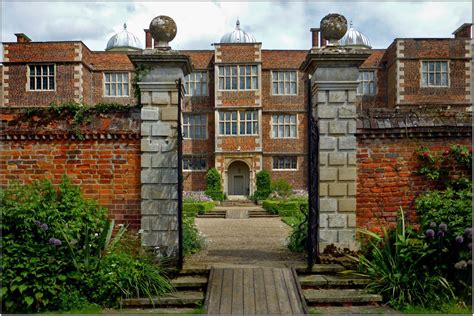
[
  {"left": 149, "top": 15, "right": 177, "bottom": 49},
  {"left": 320, "top": 13, "right": 348, "bottom": 46}
]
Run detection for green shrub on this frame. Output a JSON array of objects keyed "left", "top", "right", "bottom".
[
  {"left": 183, "top": 202, "right": 215, "bottom": 217},
  {"left": 0, "top": 177, "right": 172, "bottom": 312},
  {"left": 271, "top": 179, "right": 293, "bottom": 198},
  {"left": 262, "top": 200, "right": 307, "bottom": 218},
  {"left": 205, "top": 168, "right": 224, "bottom": 201},
  {"left": 416, "top": 187, "right": 472, "bottom": 237},
  {"left": 254, "top": 170, "right": 271, "bottom": 201},
  {"left": 183, "top": 214, "right": 204, "bottom": 255},
  {"left": 287, "top": 204, "right": 308, "bottom": 253},
  {"left": 352, "top": 209, "right": 456, "bottom": 310}
]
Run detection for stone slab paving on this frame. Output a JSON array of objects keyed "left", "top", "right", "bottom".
[
  {"left": 185, "top": 217, "right": 305, "bottom": 269},
  {"left": 309, "top": 305, "right": 399, "bottom": 314}
]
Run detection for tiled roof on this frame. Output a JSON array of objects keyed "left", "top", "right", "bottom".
[
  {"left": 90, "top": 52, "right": 134, "bottom": 70},
  {"left": 357, "top": 109, "right": 472, "bottom": 138},
  {"left": 359, "top": 49, "right": 385, "bottom": 69},
  {"left": 180, "top": 50, "right": 214, "bottom": 69}
]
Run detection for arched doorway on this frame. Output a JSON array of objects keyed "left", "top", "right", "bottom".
[{"left": 227, "top": 160, "right": 250, "bottom": 197}]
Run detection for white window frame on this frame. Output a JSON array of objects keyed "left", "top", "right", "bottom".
[
  {"left": 271, "top": 70, "right": 298, "bottom": 95},
  {"left": 272, "top": 156, "right": 298, "bottom": 171},
  {"left": 357, "top": 70, "right": 376, "bottom": 95},
  {"left": 271, "top": 114, "right": 298, "bottom": 139},
  {"left": 218, "top": 65, "right": 258, "bottom": 91},
  {"left": 182, "top": 114, "right": 207, "bottom": 139},
  {"left": 219, "top": 110, "right": 259, "bottom": 136},
  {"left": 28, "top": 64, "right": 55, "bottom": 91},
  {"left": 183, "top": 156, "right": 207, "bottom": 172},
  {"left": 239, "top": 111, "right": 258, "bottom": 135},
  {"left": 185, "top": 71, "right": 208, "bottom": 96},
  {"left": 104, "top": 72, "right": 130, "bottom": 97},
  {"left": 421, "top": 61, "right": 449, "bottom": 88}
]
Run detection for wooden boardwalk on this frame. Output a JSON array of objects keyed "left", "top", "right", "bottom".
[{"left": 204, "top": 267, "right": 307, "bottom": 314}]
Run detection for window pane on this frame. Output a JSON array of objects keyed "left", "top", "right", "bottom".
[
  {"left": 273, "top": 72, "right": 277, "bottom": 80},
  {"left": 118, "top": 84, "right": 122, "bottom": 95},
  {"left": 273, "top": 82, "right": 278, "bottom": 94},
  {"left": 105, "top": 84, "right": 110, "bottom": 95},
  {"left": 290, "top": 71, "right": 296, "bottom": 81},
  {"left": 290, "top": 125, "right": 296, "bottom": 137},
  {"left": 441, "top": 62, "right": 447, "bottom": 72},
  {"left": 30, "top": 77, "right": 35, "bottom": 90},
  {"left": 290, "top": 115, "right": 296, "bottom": 124},
  {"left": 422, "top": 62, "right": 427, "bottom": 72},
  {"left": 429, "top": 63, "right": 434, "bottom": 72},
  {"left": 36, "top": 77, "right": 41, "bottom": 89},
  {"left": 231, "top": 78, "right": 237, "bottom": 89},
  {"left": 30, "top": 66, "right": 35, "bottom": 75},
  {"left": 231, "top": 111, "right": 236, "bottom": 120},
  {"left": 111, "top": 84, "right": 116, "bottom": 95},
  {"left": 290, "top": 82, "right": 296, "bottom": 94},
  {"left": 231, "top": 122, "right": 237, "bottom": 135},
  {"left": 219, "top": 78, "right": 224, "bottom": 90},
  {"left": 219, "top": 122, "right": 224, "bottom": 134},
  {"left": 43, "top": 77, "right": 47, "bottom": 89},
  {"left": 441, "top": 73, "right": 448, "bottom": 86},
  {"left": 124, "top": 83, "right": 129, "bottom": 95},
  {"left": 246, "top": 78, "right": 251, "bottom": 89},
  {"left": 225, "top": 122, "right": 230, "bottom": 134},
  {"left": 240, "top": 122, "right": 245, "bottom": 134}
]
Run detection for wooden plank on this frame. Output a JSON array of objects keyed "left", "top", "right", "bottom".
[
  {"left": 219, "top": 268, "right": 233, "bottom": 314},
  {"left": 253, "top": 268, "right": 268, "bottom": 315},
  {"left": 242, "top": 268, "right": 256, "bottom": 314},
  {"left": 273, "top": 268, "right": 293, "bottom": 315},
  {"left": 282, "top": 268, "right": 304, "bottom": 314},
  {"left": 231, "top": 268, "right": 244, "bottom": 314},
  {"left": 205, "top": 268, "right": 224, "bottom": 315},
  {"left": 291, "top": 268, "right": 308, "bottom": 314},
  {"left": 263, "top": 268, "right": 280, "bottom": 314}
]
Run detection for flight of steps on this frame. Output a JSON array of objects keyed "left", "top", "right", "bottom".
[
  {"left": 120, "top": 268, "right": 209, "bottom": 313},
  {"left": 196, "top": 200, "right": 277, "bottom": 219},
  {"left": 296, "top": 264, "right": 385, "bottom": 314}
]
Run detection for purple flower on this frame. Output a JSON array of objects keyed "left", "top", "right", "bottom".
[
  {"left": 439, "top": 223, "right": 447, "bottom": 232},
  {"left": 437, "top": 230, "right": 445, "bottom": 238},
  {"left": 455, "top": 236, "right": 464, "bottom": 244},
  {"left": 49, "top": 238, "right": 62, "bottom": 246},
  {"left": 34, "top": 220, "right": 41, "bottom": 226},
  {"left": 40, "top": 223, "right": 49, "bottom": 231},
  {"left": 429, "top": 222, "right": 437, "bottom": 228},
  {"left": 464, "top": 228, "right": 472, "bottom": 240},
  {"left": 425, "top": 229, "right": 435, "bottom": 238}
]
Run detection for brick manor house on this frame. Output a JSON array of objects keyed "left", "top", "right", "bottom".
[{"left": 1, "top": 20, "right": 472, "bottom": 198}]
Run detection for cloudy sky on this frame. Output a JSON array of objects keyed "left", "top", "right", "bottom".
[{"left": 1, "top": 1, "right": 472, "bottom": 53}]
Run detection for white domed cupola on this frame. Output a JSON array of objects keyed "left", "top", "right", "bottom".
[
  {"left": 220, "top": 20, "right": 256, "bottom": 43},
  {"left": 106, "top": 23, "right": 142, "bottom": 51},
  {"left": 341, "top": 22, "right": 371, "bottom": 49}
]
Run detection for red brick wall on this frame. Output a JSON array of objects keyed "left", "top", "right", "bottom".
[
  {"left": 263, "top": 155, "right": 307, "bottom": 190},
  {"left": 356, "top": 136, "right": 472, "bottom": 230},
  {"left": 217, "top": 44, "right": 260, "bottom": 63},
  {"left": 0, "top": 138, "right": 141, "bottom": 230},
  {"left": 4, "top": 42, "right": 78, "bottom": 62},
  {"left": 5, "top": 63, "right": 78, "bottom": 107}
]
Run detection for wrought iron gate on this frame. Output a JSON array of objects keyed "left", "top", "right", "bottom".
[
  {"left": 176, "top": 78, "right": 184, "bottom": 269},
  {"left": 307, "top": 79, "right": 320, "bottom": 268}
]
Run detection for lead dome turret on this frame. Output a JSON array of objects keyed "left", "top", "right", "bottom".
[
  {"left": 220, "top": 20, "right": 256, "bottom": 43},
  {"left": 106, "top": 23, "right": 142, "bottom": 51},
  {"left": 341, "top": 22, "right": 371, "bottom": 49}
]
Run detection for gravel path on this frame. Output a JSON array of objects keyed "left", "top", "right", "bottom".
[{"left": 184, "top": 218, "right": 305, "bottom": 269}]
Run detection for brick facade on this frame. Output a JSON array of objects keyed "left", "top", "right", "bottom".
[{"left": 357, "top": 135, "right": 472, "bottom": 231}]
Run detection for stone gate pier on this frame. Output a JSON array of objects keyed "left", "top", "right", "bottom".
[
  {"left": 301, "top": 14, "right": 371, "bottom": 251},
  {"left": 129, "top": 16, "right": 191, "bottom": 261}
]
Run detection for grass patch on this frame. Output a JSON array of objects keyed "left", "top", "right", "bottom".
[
  {"left": 401, "top": 301, "right": 472, "bottom": 314},
  {"left": 281, "top": 216, "right": 300, "bottom": 227}
]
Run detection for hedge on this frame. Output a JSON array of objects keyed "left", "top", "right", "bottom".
[
  {"left": 183, "top": 202, "right": 215, "bottom": 217},
  {"left": 262, "top": 200, "right": 307, "bottom": 217}
]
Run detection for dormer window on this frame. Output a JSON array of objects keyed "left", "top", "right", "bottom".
[{"left": 357, "top": 70, "right": 376, "bottom": 95}]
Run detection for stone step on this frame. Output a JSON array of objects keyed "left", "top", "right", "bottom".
[
  {"left": 308, "top": 306, "right": 399, "bottom": 314},
  {"left": 178, "top": 267, "right": 210, "bottom": 276},
  {"left": 248, "top": 214, "right": 279, "bottom": 218},
  {"left": 295, "top": 264, "right": 345, "bottom": 274},
  {"left": 122, "top": 291, "right": 205, "bottom": 308},
  {"left": 299, "top": 274, "right": 370, "bottom": 288},
  {"left": 108, "top": 307, "right": 198, "bottom": 314},
  {"left": 197, "top": 214, "right": 226, "bottom": 218},
  {"left": 171, "top": 276, "right": 208, "bottom": 290},
  {"left": 304, "top": 289, "right": 382, "bottom": 305}
]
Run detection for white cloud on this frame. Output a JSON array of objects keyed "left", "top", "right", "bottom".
[{"left": 1, "top": 1, "right": 471, "bottom": 52}]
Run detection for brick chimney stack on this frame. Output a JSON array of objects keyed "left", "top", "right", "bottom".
[
  {"left": 15, "top": 33, "right": 31, "bottom": 43},
  {"left": 144, "top": 29, "right": 152, "bottom": 48},
  {"left": 310, "top": 28, "right": 320, "bottom": 48},
  {"left": 452, "top": 23, "right": 472, "bottom": 38}
]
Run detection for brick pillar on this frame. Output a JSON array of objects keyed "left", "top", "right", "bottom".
[
  {"left": 301, "top": 49, "right": 370, "bottom": 251},
  {"left": 129, "top": 53, "right": 191, "bottom": 260}
]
